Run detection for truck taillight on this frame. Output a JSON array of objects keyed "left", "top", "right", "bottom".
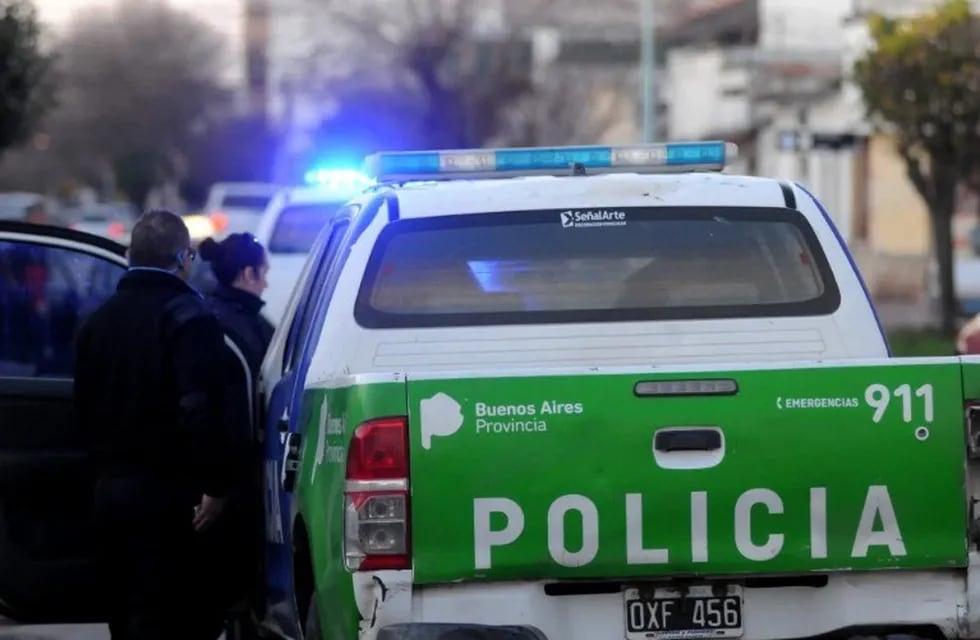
[
  {"left": 211, "top": 211, "right": 229, "bottom": 232},
  {"left": 344, "top": 417, "right": 410, "bottom": 571}
]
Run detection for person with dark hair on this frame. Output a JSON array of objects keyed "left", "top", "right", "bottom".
[
  {"left": 196, "top": 232, "right": 273, "bottom": 620},
  {"left": 74, "top": 209, "right": 232, "bottom": 640},
  {"left": 198, "top": 233, "right": 274, "bottom": 374}
]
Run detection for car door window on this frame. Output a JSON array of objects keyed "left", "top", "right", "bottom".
[
  {"left": 269, "top": 202, "right": 347, "bottom": 254},
  {"left": 0, "top": 240, "right": 124, "bottom": 378},
  {"left": 283, "top": 218, "right": 352, "bottom": 373}
]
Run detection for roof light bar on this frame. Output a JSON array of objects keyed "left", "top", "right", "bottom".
[
  {"left": 363, "top": 141, "right": 737, "bottom": 183},
  {"left": 303, "top": 167, "right": 375, "bottom": 191}
]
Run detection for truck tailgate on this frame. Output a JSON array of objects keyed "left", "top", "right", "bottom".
[{"left": 406, "top": 360, "right": 967, "bottom": 584}]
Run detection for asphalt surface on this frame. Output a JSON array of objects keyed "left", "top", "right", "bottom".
[
  {"left": 0, "top": 624, "right": 228, "bottom": 640},
  {"left": 0, "top": 624, "right": 107, "bottom": 640}
]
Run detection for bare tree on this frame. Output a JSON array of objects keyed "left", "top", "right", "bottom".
[
  {"left": 495, "top": 66, "right": 638, "bottom": 147},
  {"left": 287, "top": 0, "right": 641, "bottom": 157},
  {"left": 296, "top": 0, "right": 535, "bottom": 151},
  {"left": 45, "top": 0, "right": 230, "bottom": 205}
]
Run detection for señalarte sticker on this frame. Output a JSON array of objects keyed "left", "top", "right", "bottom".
[{"left": 559, "top": 209, "right": 627, "bottom": 229}]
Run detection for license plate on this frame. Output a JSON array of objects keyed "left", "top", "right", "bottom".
[{"left": 624, "top": 585, "right": 744, "bottom": 640}]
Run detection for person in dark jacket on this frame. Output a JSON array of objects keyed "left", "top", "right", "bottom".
[
  {"left": 198, "top": 233, "right": 274, "bottom": 374},
  {"left": 74, "top": 209, "right": 233, "bottom": 640},
  {"left": 196, "top": 233, "right": 274, "bottom": 619}
]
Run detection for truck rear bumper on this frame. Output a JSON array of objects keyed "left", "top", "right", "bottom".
[
  {"left": 355, "top": 555, "right": 980, "bottom": 640},
  {"left": 375, "top": 623, "right": 546, "bottom": 640}
]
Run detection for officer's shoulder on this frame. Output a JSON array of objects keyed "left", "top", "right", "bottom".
[
  {"left": 163, "top": 292, "right": 217, "bottom": 335},
  {"left": 203, "top": 292, "right": 230, "bottom": 314}
]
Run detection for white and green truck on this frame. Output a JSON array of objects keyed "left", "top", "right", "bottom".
[{"left": 254, "top": 141, "right": 980, "bottom": 640}]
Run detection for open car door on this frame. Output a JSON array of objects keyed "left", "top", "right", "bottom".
[{"left": 0, "top": 221, "right": 127, "bottom": 623}]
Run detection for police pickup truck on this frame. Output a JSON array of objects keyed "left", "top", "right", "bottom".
[
  {"left": 0, "top": 141, "right": 978, "bottom": 640},
  {"left": 247, "top": 141, "right": 980, "bottom": 640}
]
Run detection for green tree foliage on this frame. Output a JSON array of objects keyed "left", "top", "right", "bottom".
[
  {"left": 0, "top": 0, "right": 55, "bottom": 157},
  {"left": 853, "top": 0, "right": 980, "bottom": 334}
]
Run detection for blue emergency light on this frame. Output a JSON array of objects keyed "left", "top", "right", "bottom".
[
  {"left": 363, "top": 141, "right": 738, "bottom": 183},
  {"left": 302, "top": 167, "right": 375, "bottom": 191}
]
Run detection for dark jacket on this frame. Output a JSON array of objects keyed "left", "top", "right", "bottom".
[
  {"left": 201, "top": 284, "right": 274, "bottom": 609},
  {"left": 74, "top": 269, "right": 233, "bottom": 503},
  {"left": 206, "top": 284, "right": 274, "bottom": 377}
]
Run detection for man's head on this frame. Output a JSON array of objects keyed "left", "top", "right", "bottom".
[
  {"left": 24, "top": 202, "right": 49, "bottom": 225},
  {"left": 128, "top": 209, "right": 195, "bottom": 279}
]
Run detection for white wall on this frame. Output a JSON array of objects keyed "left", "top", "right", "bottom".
[
  {"left": 665, "top": 47, "right": 752, "bottom": 140},
  {"left": 758, "top": 0, "right": 852, "bottom": 50},
  {"left": 753, "top": 0, "right": 980, "bottom": 247},
  {"left": 755, "top": 92, "right": 859, "bottom": 242}
]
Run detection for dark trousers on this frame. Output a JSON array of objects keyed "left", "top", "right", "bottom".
[{"left": 94, "top": 476, "right": 226, "bottom": 640}]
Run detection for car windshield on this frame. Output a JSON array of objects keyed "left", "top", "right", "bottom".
[
  {"left": 221, "top": 194, "right": 273, "bottom": 211},
  {"left": 356, "top": 206, "right": 840, "bottom": 328},
  {"left": 79, "top": 211, "right": 121, "bottom": 222},
  {"left": 64, "top": 205, "right": 133, "bottom": 223},
  {"left": 269, "top": 202, "right": 345, "bottom": 254}
]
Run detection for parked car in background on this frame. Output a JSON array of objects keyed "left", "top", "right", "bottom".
[
  {"left": 203, "top": 182, "right": 280, "bottom": 240},
  {"left": 0, "top": 193, "right": 60, "bottom": 222},
  {"left": 183, "top": 213, "right": 219, "bottom": 245},
  {"left": 64, "top": 203, "right": 138, "bottom": 245},
  {"left": 253, "top": 171, "right": 373, "bottom": 325}
]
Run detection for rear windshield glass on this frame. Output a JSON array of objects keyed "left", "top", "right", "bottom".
[
  {"left": 221, "top": 195, "right": 272, "bottom": 210},
  {"left": 355, "top": 207, "right": 840, "bottom": 328},
  {"left": 269, "top": 203, "right": 345, "bottom": 254}
]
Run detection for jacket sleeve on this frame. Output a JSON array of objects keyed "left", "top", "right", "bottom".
[{"left": 170, "top": 310, "right": 234, "bottom": 498}]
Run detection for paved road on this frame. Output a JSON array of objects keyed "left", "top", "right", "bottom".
[
  {"left": 0, "top": 624, "right": 107, "bottom": 640},
  {"left": 0, "top": 621, "right": 232, "bottom": 640},
  {"left": 0, "top": 624, "right": 231, "bottom": 640}
]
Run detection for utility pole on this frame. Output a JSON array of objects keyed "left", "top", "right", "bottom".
[
  {"left": 797, "top": 106, "right": 811, "bottom": 186},
  {"left": 640, "top": 0, "right": 656, "bottom": 142}
]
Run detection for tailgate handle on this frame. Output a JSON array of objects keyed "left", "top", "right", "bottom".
[{"left": 655, "top": 429, "right": 722, "bottom": 452}]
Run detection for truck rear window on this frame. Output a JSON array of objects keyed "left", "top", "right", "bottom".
[{"left": 355, "top": 207, "right": 841, "bottom": 328}]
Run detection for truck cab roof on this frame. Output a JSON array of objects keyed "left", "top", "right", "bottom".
[
  {"left": 257, "top": 142, "right": 888, "bottom": 387},
  {"left": 357, "top": 171, "right": 793, "bottom": 219}
]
